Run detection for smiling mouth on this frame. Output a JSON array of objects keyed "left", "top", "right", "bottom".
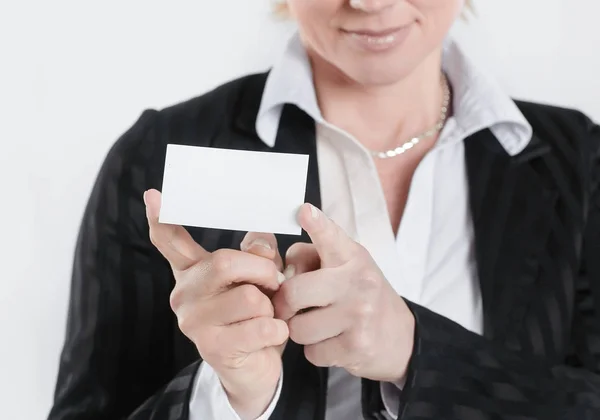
[
  {"left": 350, "top": 32, "right": 398, "bottom": 46},
  {"left": 341, "top": 25, "right": 412, "bottom": 50},
  {"left": 342, "top": 26, "right": 406, "bottom": 37}
]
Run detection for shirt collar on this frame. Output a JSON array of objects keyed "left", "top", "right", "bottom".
[{"left": 256, "top": 31, "right": 532, "bottom": 156}]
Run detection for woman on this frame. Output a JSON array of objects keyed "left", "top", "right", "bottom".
[{"left": 49, "top": 0, "right": 600, "bottom": 419}]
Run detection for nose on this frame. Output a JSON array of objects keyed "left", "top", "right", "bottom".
[{"left": 349, "top": 0, "right": 396, "bottom": 13}]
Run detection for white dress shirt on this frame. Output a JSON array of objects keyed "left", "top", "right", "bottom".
[{"left": 189, "top": 32, "right": 533, "bottom": 420}]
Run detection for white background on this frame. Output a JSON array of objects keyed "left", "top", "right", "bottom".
[{"left": 1, "top": 1, "right": 598, "bottom": 418}]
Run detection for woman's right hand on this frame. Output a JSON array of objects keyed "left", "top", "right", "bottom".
[{"left": 144, "top": 189, "right": 288, "bottom": 420}]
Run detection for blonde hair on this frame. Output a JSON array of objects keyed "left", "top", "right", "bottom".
[{"left": 274, "top": 1, "right": 474, "bottom": 17}]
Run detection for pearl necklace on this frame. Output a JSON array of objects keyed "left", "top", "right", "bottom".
[{"left": 370, "top": 74, "right": 451, "bottom": 159}]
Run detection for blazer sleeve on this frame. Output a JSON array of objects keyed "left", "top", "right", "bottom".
[
  {"left": 395, "top": 120, "right": 600, "bottom": 419},
  {"left": 47, "top": 110, "right": 200, "bottom": 420}
]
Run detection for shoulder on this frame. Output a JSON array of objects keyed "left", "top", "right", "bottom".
[
  {"left": 102, "top": 72, "right": 268, "bottom": 169},
  {"left": 515, "top": 100, "right": 599, "bottom": 150},
  {"left": 93, "top": 72, "right": 269, "bottom": 195},
  {"left": 515, "top": 101, "right": 600, "bottom": 223},
  {"left": 131, "top": 71, "right": 268, "bottom": 146},
  {"left": 515, "top": 100, "right": 599, "bottom": 171},
  {"left": 116, "top": 71, "right": 267, "bottom": 148},
  {"left": 155, "top": 71, "right": 268, "bottom": 133}
]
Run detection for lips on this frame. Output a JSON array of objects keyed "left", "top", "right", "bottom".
[
  {"left": 342, "top": 26, "right": 406, "bottom": 37},
  {"left": 350, "top": 32, "right": 397, "bottom": 46},
  {"left": 341, "top": 25, "right": 412, "bottom": 51}
]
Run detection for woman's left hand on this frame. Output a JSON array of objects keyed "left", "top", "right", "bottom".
[{"left": 272, "top": 203, "right": 415, "bottom": 384}]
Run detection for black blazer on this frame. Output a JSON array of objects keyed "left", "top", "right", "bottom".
[{"left": 48, "top": 72, "right": 600, "bottom": 420}]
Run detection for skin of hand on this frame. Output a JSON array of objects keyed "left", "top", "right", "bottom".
[
  {"left": 274, "top": 203, "right": 415, "bottom": 383},
  {"left": 144, "top": 189, "right": 288, "bottom": 420}
]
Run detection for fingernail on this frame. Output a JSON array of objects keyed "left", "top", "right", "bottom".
[
  {"left": 283, "top": 265, "right": 296, "bottom": 280},
  {"left": 277, "top": 271, "right": 286, "bottom": 284},
  {"left": 285, "top": 247, "right": 294, "bottom": 260},
  {"left": 310, "top": 204, "right": 319, "bottom": 219},
  {"left": 250, "top": 238, "right": 272, "bottom": 250},
  {"left": 143, "top": 191, "right": 148, "bottom": 206},
  {"left": 242, "top": 237, "right": 273, "bottom": 251}
]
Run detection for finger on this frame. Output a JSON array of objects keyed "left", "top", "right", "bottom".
[
  {"left": 283, "top": 242, "right": 321, "bottom": 280},
  {"left": 272, "top": 268, "right": 345, "bottom": 321},
  {"left": 183, "top": 249, "right": 285, "bottom": 296},
  {"left": 240, "top": 232, "right": 284, "bottom": 272},
  {"left": 217, "top": 317, "right": 289, "bottom": 355},
  {"left": 204, "top": 284, "right": 274, "bottom": 325},
  {"left": 288, "top": 306, "right": 348, "bottom": 346},
  {"left": 297, "top": 203, "right": 355, "bottom": 267},
  {"left": 144, "top": 189, "right": 209, "bottom": 271},
  {"left": 304, "top": 335, "right": 348, "bottom": 369}
]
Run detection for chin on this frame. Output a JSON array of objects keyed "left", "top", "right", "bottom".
[{"left": 341, "top": 61, "right": 414, "bottom": 87}]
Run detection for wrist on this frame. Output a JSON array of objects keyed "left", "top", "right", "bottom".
[
  {"left": 389, "top": 299, "right": 415, "bottom": 383},
  {"left": 221, "top": 372, "right": 281, "bottom": 420},
  {"left": 225, "top": 385, "right": 278, "bottom": 420}
]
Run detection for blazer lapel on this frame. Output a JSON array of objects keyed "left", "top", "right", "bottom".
[
  {"left": 271, "top": 103, "right": 322, "bottom": 251},
  {"left": 465, "top": 129, "right": 557, "bottom": 345}
]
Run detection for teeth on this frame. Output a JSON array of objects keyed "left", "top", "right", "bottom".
[{"left": 351, "top": 33, "right": 396, "bottom": 45}]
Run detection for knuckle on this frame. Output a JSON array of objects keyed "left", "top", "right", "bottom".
[
  {"left": 169, "top": 286, "right": 184, "bottom": 312},
  {"left": 176, "top": 311, "right": 193, "bottom": 335},
  {"left": 211, "top": 249, "right": 233, "bottom": 275},
  {"left": 256, "top": 295, "right": 275, "bottom": 318},
  {"left": 243, "top": 290, "right": 274, "bottom": 320},
  {"left": 354, "top": 301, "right": 375, "bottom": 320},
  {"left": 256, "top": 318, "right": 275, "bottom": 341},
  {"left": 186, "top": 260, "right": 211, "bottom": 284},
  {"left": 239, "top": 284, "right": 262, "bottom": 307},
  {"left": 359, "top": 267, "right": 380, "bottom": 290}
]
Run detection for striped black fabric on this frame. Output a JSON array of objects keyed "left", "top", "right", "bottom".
[{"left": 48, "top": 73, "right": 600, "bottom": 419}]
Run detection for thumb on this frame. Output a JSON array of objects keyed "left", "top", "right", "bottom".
[
  {"left": 240, "top": 232, "right": 284, "bottom": 273},
  {"left": 297, "top": 203, "right": 356, "bottom": 268},
  {"left": 144, "top": 189, "right": 208, "bottom": 271}
]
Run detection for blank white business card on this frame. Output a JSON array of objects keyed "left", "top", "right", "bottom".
[{"left": 159, "top": 144, "right": 309, "bottom": 235}]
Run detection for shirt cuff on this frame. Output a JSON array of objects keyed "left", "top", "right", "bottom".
[
  {"left": 380, "top": 376, "right": 407, "bottom": 420},
  {"left": 189, "top": 361, "right": 283, "bottom": 420}
]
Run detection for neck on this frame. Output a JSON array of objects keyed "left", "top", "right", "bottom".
[{"left": 310, "top": 48, "right": 445, "bottom": 152}]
